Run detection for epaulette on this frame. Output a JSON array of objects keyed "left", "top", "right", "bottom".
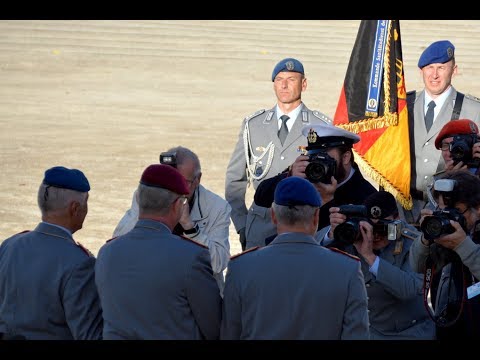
[
  {"left": 76, "top": 241, "right": 94, "bottom": 257},
  {"left": 328, "top": 247, "right": 360, "bottom": 261},
  {"left": 244, "top": 109, "right": 265, "bottom": 122},
  {"left": 179, "top": 234, "right": 208, "bottom": 249},
  {"left": 15, "top": 230, "right": 30, "bottom": 236},
  {"left": 465, "top": 93, "right": 480, "bottom": 102},
  {"left": 106, "top": 236, "right": 118, "bottom": 243},
  {"left": 406, "top": 90, "right": 417, "bottom": 96},
  {"left": 312, "top": 110, "right": 332, "bottom": 124},
  {"left": 230, "top": 246, "right": 260, "bottom": 260}
]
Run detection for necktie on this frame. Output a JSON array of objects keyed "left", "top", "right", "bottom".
[
  {"left": 278, "top": 115, "right": 289, "bottom": 145},
  {"left": 425, "top": 100, "right": 436, "bottom": 132}
]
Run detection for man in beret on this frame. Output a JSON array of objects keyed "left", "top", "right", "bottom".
[
  {"left": 401, "top": 40, "right": 480, "bottom": 226},
  {"left": 317, "top": 191, "right": 435, "bottom": 339},
  {"left": 95, "top": 164, "right": 222, "bottom": 340},
  {"left": 220, "top": 176, "right": 369, "bottom": 340},
  {"left": 253, "top": 122, "right": 377, "bottom": 247},
  {"left": 0, "top": 166, "right": 103, "bottom": 340},
  {"left": 225, "top": 57, "right": 332, "bottom": 251},
  {"left": 112, "top": 146, "right": 231, "bottom": 296}
]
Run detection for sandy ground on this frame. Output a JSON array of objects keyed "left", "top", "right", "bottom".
[{"left": 1, "top": 20, "right": 480, "bottom": 257}]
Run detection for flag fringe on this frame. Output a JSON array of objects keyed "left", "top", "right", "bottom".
[
  {"left": 353, "top": 149, "right": 413, "bottom": 210},
  {"left": 336, "top": 112, "right": 399, "bottom": 134}
]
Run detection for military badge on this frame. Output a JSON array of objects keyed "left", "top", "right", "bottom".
[
  {"left": 286, "top": 60, "right": 294, "bottom": 71},
  {"left": 447, "top": 47, "right": 454, "bottom": 59},
  {"left": 370, "top": 205, "right": 382, "bottom": 219},
  {"left": 307, "top": 128, "right": 317, "bottom": 144}
]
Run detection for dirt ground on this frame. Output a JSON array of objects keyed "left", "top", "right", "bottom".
[{"left": 1, "top": 20, "right": 480, "bottom": 257}]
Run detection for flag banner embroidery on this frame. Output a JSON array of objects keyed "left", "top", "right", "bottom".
[{"left": 334, "top": 20, "right": 413, "bottom": 210}]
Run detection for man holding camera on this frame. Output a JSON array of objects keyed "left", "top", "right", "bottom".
[
  {"left": 402, "top": 40, "right": 480, "bottom": 226},
  {"left": 225, "top": 58, "right": 331, "bottom": 251},
  {"left": 316, "top": 191, "right": 435, "bottom": 340},
  {"left": 112, "top": 146, "right": 231, "bottom": 295},
  {"left": 254, "top": 122, "right": 377, "bottom": 243},
  {"left": 410, "top": 170, "right": 480, "bottom": 340}
]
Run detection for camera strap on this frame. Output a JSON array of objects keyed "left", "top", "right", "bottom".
[{"left": 423, "top": 254, "right": 468, "bottom": 328}]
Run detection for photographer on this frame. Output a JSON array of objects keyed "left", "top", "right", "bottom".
[
  {"left": 254, "top": 123, "right": 377, "bottom": 246},
  {"left": 435, "top": 119, "right": 480, "bottom": 176},
  {"left": 317, "top": 191, "right": 435, "bottom": 339},
  {"left": 410, "top": 170, "right": 480, "bottom": 339}
]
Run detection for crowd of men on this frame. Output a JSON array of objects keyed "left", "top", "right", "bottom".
[{"left": 0, "top": 40, "right": 479, "bottom": 340}]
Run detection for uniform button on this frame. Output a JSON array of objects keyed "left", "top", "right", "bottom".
[
  {"left": 365, "top": 284, "right": 370, "bottom": 287},
  {"left": 259, "top": 160, "right": 263, "bottom": 165},
  {"left": 366, "top": 296, "right": 369, "bottom": 301},
  {"left": 412, "top": 319, "right": 417, "bottom": 324},
  {"left": 424, "top": 176, "right": 428, "bottom": 179},
  {"left": 367, "top": 309, "right": 370, "bottom": 313},
  {"left": 280, "top": 156, "right": 285, "bottom": 160},
  {"left": 425, "top": 142, "right": 429, "bottom": 145},
  {"left": 424, "top": 159, "right": 428, "bottom": 162}
]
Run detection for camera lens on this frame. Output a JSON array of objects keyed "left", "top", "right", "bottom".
[
  {"left": 333, "top": 220, "right": 360, "bottom": 245},
  {"left": 305, "top": 162, "right": 327, "bottom": 183},
  {"left": 421, "top": 216, "right": 443, "bottom": 240}
]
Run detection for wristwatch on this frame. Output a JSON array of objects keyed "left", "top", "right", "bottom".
[{"left": 183, "top": 224, "right": 199, "bottom": 236}]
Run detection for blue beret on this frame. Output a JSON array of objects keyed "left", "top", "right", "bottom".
[
  {"left": 43, "top": 166, "right": 90, "bottom": 192},
  {"left": 418, "top": 40, "right": 455, "bottom": 68},
  {"left": 140, "top": 164, "right": 189, "bottom": 195},
  {"left": 274, "top": 177, "right": 321, "bottom": 207},
  {"left": 271, "top": 58, "right": 304, "bottom": 82}
]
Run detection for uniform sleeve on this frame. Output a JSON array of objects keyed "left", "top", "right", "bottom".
[
  {"left": 220, "top": 262, "right": 242, "bottom": 339},
  {"left": 225, "top": 120, "right": 249, "bottom": 233},
  {"left": 341, "top": 261, "right": 370, "bottom": 340},
  {"left": 62, "top": 256, "right": 103, "bottom": 340},
  {"left": 185, "top": 248, "right": 222, "bottom": 340},
  {"left": 455, "top": 236, "right": 480, "bottom": 279}
]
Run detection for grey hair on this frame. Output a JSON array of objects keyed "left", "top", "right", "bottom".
[
  {"left": 271, "top": 203, "right": 317, "bottom": 227},
  {"left": 137, "top": 183, "right": 177, "bottom": 216},
  {"left": 37, "top": 183, "right": 87, "bottom": 215},
  {"left": 166, "top": 146, "right": 201, "bottom": 177}
]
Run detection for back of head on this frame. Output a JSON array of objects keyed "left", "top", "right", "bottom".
[
  {"left": 164, "top": 146, "right": 201, "bottom": 176},
  {"left": 418, "top": 40, "right": 455, "bottom": 69},
  {"left": 137, "top": 164, "right": 189, "bottom": 215},
  {"left": 272, "top": 177, "right": 321, "bottom": 228},
  {"left": 38, "top": 166, "right": 90, "bottom": 214},
  {"left": 271, "top": 57, "right": 305, "bottom": 82}
]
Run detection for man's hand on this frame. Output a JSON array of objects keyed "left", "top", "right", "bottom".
[
  {"left": 353, "top": 220, "right": 376, "bottom": 266},
  {"left": 434, "top": 220, "right": 467, "bottom": 250},
  {"left": 313, "top": 176, "right": 338, "bottom": 205},
  {"left": 178, "top": 201, "right": 194, "bottom": 230},
  {"left": 328, "top": 206, "right": 346, "bottom": 239},
  {"left": 289, "top": 155, "right": 309, "bottom": 178}
]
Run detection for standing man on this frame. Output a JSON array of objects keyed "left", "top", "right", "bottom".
[
  {"left": 403, "top": 40, "right": 480, "bottom": 225},
  {"left": 220, "top": 176, "right": 369, "bottom": 340},
  {"left": 113, "top": 146, "right": 231, "bottom": 295},
  {"left": 225, "top": 57, "right": 331, "bottom": 250},
  {"left": 0, "top": 166, "right": 103, "bottom": 340},
  {"left": 96, "top": 164, "right": 222, "bottom": 340}
]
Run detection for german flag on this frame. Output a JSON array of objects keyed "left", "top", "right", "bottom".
[{"left": 334, "top": 20, "right": 412, "bottom": 210}]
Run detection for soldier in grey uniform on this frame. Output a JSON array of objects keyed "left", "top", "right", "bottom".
[
  {"left": 401, "top": 40, "right": 480, "bottom": 225},
  {"left": 0, "top": 166, "right": 103, "bottom": 340},
  {"left": 225, "top": 57, "right": 331, "bottom": 250},
  {"left": 95, "top": 164, "right": 222, "bottom": 340},
  {"left": 221, "top": 176, "right": 369, "bottom": 340},
  {"left": 317, "top": 191, "right": 435, "bottom": 340}
]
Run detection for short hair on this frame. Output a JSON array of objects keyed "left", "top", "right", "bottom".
[
  {"left": 272, "top": 203, "right": 317, "bottom": 227},
  {"left": 37, "top": 183, "right": 87, "bottom": 215},
  {"left": 435, "top": 170, "right": 480, "bottom": 208},
  {"left": 137, "top": 183, "right": 177, "bottom": 216},
  {"left": 166, "top": 146, "right": 201, "bottom": 177}
]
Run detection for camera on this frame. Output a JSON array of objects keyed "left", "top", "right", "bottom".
[
  {"left": 420, "top": 208, "right": 467, "bottom": 243},
  {"left": 160, "top": 152, "right": 177, "bottom": 168},
  {"left": 305, "top": 150, "right": 336, "bottom": 184},
  {"left": 449, "top": 134, "right": 480, "bottom": 168},
  {"left": 333, "top": 205, "right": 369, "bottom": 245}
]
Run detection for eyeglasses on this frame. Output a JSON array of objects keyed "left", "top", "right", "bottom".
[
  {"left": 184, "top": 176, "right": 197, "bottom": 186},
  {"left": 173, "top": 195, "right": 188, "bottom": 206},
  {"left": 440, "top": 142, "right": 453, "bottom": 151}
]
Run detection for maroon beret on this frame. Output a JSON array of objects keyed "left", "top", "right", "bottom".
[
  {"left": 140, "top": 164, "right": 189, "bottom": 195},
  {"left": 435, "top": 119, "right": 479, "bottom": 149}
]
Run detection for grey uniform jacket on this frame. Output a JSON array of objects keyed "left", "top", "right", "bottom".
[
  {"left": 316, "top": 224, "right": 435, "bottom": 339},
  {"left": 401, "top": 87, "right": 480, "bottom": 223},
  {"left": 0, "top": 222, "right": 103, "bottom": 340},
  {"left": 220, "top": 233, "right": 369, "bottom": 340},
  {"left": 112, "top": 184, "right": 231, "bottom": 294},
  {"left": 95, "top": 219, "right": 222, "bottom": 340},
  {"left": 225, "top": 103, "right": 331, "bottom": 248}
]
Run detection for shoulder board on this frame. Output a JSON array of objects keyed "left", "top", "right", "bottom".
[
  {"left": 14, "top": 230, "right": 30, "bottom": 236},
  {"left": 76, "top": 241, "right": 94, "bottom": 257},
  {"left": 312, "top": 110, "right": 332, "bottom": 124},
  {"left": 406, "top": 90, "right": 416, "bottom": 95},
  {"left": 230, "top": 246, "right": 260, "bottom": 260},
  {"left": 328, "top": 247, "right": 360, "bottom": 261},
  {"left": 106, "top": 236, "right": 118, "bottom": 243},
  {"left": 179, "top": 234, "right": 208, "bottom": 249},
  {"left": 465, "top": 93, "right": 480, "bottom": 102},
  {"left": 244, "top": 109, "right": 265, "bottom": 122},
  {"left": 401, "top": 227, "right": 422, "bottom": 241}
]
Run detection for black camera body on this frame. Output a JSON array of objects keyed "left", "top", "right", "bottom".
[
  {"left": 450, "top": 134, "right": 480, "bottom": 168},
  {"left": 159, "top": 152, "right": 177, "bottom": 168},
  {"left": 305, "top": 150, "right": 336, "bottom": 184},
  {"left": 333, "top": 205, "right": 369, "bottom": 245},
  {"left": 420, "top": 207, "right": 467, "bottom": 243}
]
